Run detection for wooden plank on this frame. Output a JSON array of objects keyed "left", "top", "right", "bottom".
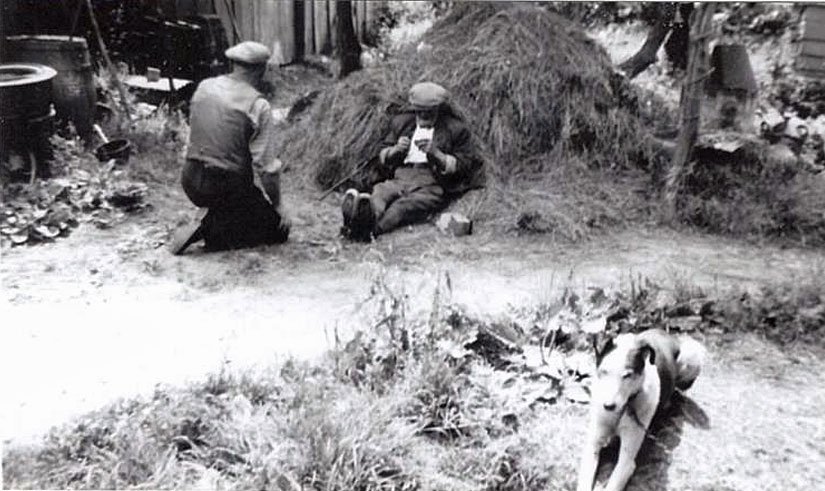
[
  {"left": 801, "top": 40, "right": 825, "bottom": 58},
  {"left": 176, "top": 0, "right": 196, "bottom": 16},
  {"left": 797, "top": 54, "right": 825, "bottom": 74},
  {"left": 213, "top": 0, "right": 236, "bottom": 44},
  {"left": 364, "top": 0, "right": 377, "bottom": 40},
  {"left": 237, "top": 0, "right": 254, "bottom": 42},
  {"left": 303, "top": 0, "right": 314, "bottom": 55},
  {"left": 360, "top": 0, "right": 369, "bottom": 40},
  {"left": 292, "top": 0, "right": 304, "bottom": 61},
  {"left": 354, "top": 0, "right": 364, "bottom": 40},
  {"left": 0, "top": 0, "right": 10, "bottom": 61},
  {"left": 194, "top": 0, "right": 215, "bottom": 15},
  {"left": 256, "top": 0, "right": 272, "bottom": 52},
  {"left": 284, "top": 0, "right": 296, "bottom": 63},
  {"left": 803, "top": 5, "right": 825, "bottom": 23},
  {"left": 329, "top": 0, "right": 337, "bottom": 53},
  {"left": 314, "top": 0, "right": 331, "bottom": 54},
  {"left": 313, "top": 0, "right": 323, "bottom": 53},
  {"left": 803, "top": 19, "right": 825, "bottom": 40}
]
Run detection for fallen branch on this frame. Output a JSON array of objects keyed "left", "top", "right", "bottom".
[{"left": 318, "top": 158, "right": 373, "bottom": 201}]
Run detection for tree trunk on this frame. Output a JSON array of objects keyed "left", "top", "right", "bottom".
[
  {"left": 335, "top": 0, "right": 361, "bottom": 79},
  {"left": 619, "top": 3, "right": 677, "bottom": 79},
  {"left": 663, "top": 3, "right": 717, "bottom": 223}
]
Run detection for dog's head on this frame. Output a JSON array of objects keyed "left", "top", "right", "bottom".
[{"left": 591, "top": 333, "right": 655, "bottom": 414}]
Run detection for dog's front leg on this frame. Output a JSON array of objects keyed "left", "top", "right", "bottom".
[
  {"left": 576, "top": 444, "right": 600, "bottom": 491},
  {"left": 602, "top": 427, "right": 646, "bottom": 491}
]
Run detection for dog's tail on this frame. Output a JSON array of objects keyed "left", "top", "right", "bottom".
[{"left": 675, "top": 337, "right": 706, "bottom": 391}]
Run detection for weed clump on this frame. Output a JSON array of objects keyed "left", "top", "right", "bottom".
[
  {"left": 673, "top": 137, "right": 825, "bottom": 246},
  {"left": 5, "top": 271, "right": 825, "bottom": 490}
]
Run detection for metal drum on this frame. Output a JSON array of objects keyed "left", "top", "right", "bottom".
[
  {"left": 0, "top": 63, "right": 57, "bottom": 180},
  {"left": 6, "top": 35, "right": 97, "bottom": 140}
]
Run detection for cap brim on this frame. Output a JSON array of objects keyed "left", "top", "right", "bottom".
[{"left": 410, "top": 102, "right": 441, "bottom": 111}]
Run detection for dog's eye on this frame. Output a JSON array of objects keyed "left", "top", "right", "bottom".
[{"left": 622, "top": 371, "right": 634, "bottom": 379}]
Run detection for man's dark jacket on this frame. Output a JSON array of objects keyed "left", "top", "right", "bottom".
[{"left": 380, "top": 110, "right": 486, "bottom": 195}]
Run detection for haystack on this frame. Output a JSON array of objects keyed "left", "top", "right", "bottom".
[{"left": 278, "top": 3, "right": 651, "bottom": 191}]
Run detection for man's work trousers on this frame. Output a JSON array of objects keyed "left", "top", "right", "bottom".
[
  {"left": 370, "top": 167, "right": 448, "bottom": 235},
  {"left": 182, "top": 159, "right": 289, "bottom": 251}
]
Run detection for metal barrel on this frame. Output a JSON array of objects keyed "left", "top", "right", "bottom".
[
  {"left": 6, "top": 35, "right": 97, "bottom": 140},
  {"left": 0, "top": 63, "right": 57, "bottom": 179}
]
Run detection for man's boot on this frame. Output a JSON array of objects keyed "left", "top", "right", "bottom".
[
  {"left": 169, "top": 209, "right": 208, "bottom": 255},
  {"left": 340, "top": 188, "right": 359, "bottom": 237},
  {"left": 350, "top": 192, "right": 376, "bottom": 242},
  {"left": 169, "top": 221, "right": 204, "bottom": 255}
]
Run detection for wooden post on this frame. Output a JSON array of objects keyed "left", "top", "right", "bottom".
[
  {"left": 84, "top": 0, "right": 133, "bottom": 121},
  {"left": 663, "top": 2, "right": 716, "bottom": 223},
  {"left": 335, "top": 0, "right": 361, "bottom": 78}
]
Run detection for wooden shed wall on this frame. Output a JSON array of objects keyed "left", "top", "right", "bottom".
[
  {"left": 798, "top": 4, "right": 825, "bottom": 77},
  {"left": 191, "top": 0, "right": 379, "bottom": 64}
]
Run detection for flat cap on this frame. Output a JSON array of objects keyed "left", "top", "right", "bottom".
[
  {"left": 408, "top": 82, "right": 449, "bottom": 109},
  {"left": 225, "top": 41, "right": 271, "bottom": 65}
]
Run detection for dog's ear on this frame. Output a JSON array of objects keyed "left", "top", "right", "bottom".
[
  {"left": 593, "top": 334, "right": 615, "bottom": 365},
  {"left": 631, "top": 342, "right": 655, "bottom": 373}
]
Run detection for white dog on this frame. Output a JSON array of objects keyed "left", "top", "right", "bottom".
[{"left": 576, "top": 329, "right": 705, "bottom": 491}]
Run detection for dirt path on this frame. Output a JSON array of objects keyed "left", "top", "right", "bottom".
[
  {"left": 2, "top": 218, "right": 825, "bottom": 451},
  {"left": 654, "top": 335, "right": 825, "bottom": 490}
]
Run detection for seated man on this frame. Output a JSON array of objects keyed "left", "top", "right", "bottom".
[
  {"left": 171, "top": 41, "right": 290, "bottom": 254},
  {"left": 341, "top": 82, "right": 485, "bottom": 241}
]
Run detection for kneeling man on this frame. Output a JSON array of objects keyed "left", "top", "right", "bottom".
[{"left": 172, "top": 41, "right": 290, "bottom": 254}]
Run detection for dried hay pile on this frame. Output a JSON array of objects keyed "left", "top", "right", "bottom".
[{"left": 279, "top": 3, "right": 652, "bottom": 191}]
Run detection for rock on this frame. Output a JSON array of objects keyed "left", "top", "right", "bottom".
[
  {"left": 271, "top": 107, "right": 289, "bottom": 124},
  {"left": 436, "top": 212, "right": 473, "bottom": 236}
]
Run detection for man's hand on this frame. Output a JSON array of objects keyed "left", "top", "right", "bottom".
[
  {"left": 421, "top": 141, "right": 457, "bottom": 175},
  {"left": 415, "top": 138, "right": 433, "bottom": 155},
  {"left": 389, "top": 136, "right": 411, "bottom": 158},
  {"left": 275, "top": 205, "right": 292, "bottom": 231}
]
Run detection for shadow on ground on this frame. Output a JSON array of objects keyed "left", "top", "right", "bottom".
[{"left": 595, "top": 392, "right": 711, "bottom": 490}]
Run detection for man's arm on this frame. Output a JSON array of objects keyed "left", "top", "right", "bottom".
[
  {"left": 421, "top": 123, "right": 477, "bottom": 177},
  {"left": 260, "top": 172, "right": 281, "bottom": 208},
  {"left": 379, "top": 117, "right": 410, "bottom": 168},
  {"left": 249, "top": 98, "right": 283, "bottom": 206},
  {"left": 436, "top": 124, "right": 480, "bottom": 178}
]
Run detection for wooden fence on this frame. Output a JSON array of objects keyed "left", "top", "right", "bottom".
[
  {"left": 170, "top": 0, "right": 380, "bottom": 64},
  {"left": 798, "top": 4, "right": 825, "bottom": 77}
]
